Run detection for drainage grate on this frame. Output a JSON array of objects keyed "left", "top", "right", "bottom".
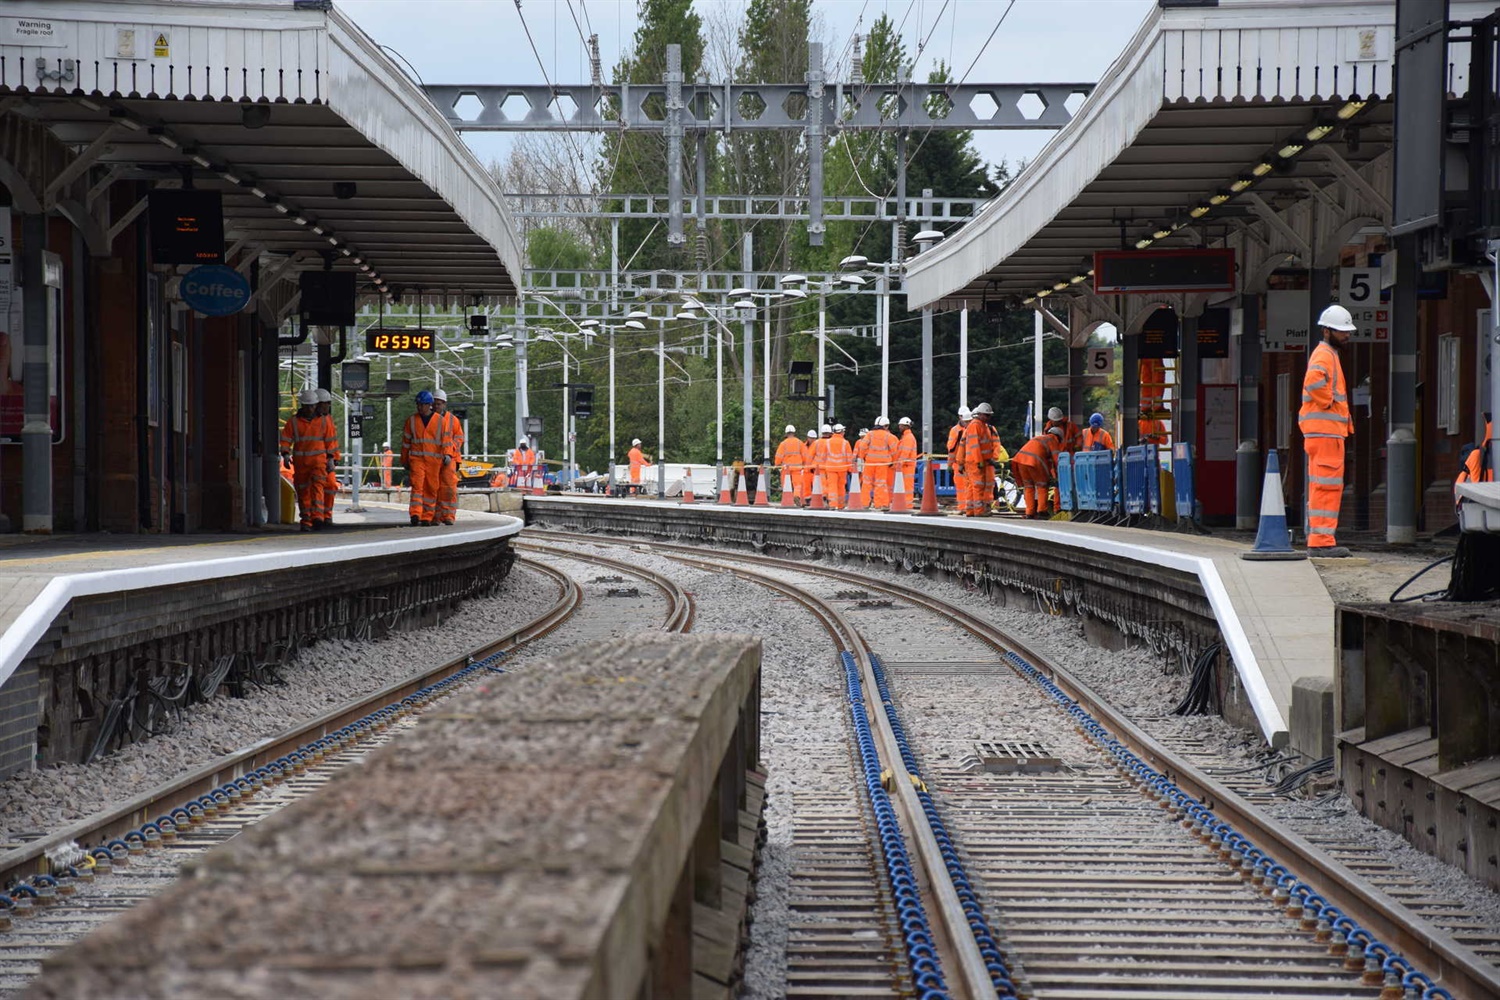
[
  {"left": 835, "top": 589, "right": 872, "bottom": 600},
  {"left": 593, "top": 575, "right": 626, "bottom": 584},
  {"left": 881, "top": 661, "right": 1003, "bottom": 676},
  {"left": 972, "top": 740, "right": 1062, "bottom": 773},
  {"left": 605, "top": 587, "right": 641, "bottom": 598},
  {"left": 852, "top": 599, "right": 895, "bottom": 610}
]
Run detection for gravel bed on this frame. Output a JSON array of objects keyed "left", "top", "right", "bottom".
[{"left": 0, "top": 562, "right": 561, "bottom": 844}]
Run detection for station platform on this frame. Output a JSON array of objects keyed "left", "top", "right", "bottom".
[
  {"left": 0, "top": 504, "right": 522, "bottom": 777},
  {"left": 523, "top": 496, "right": 1335, "bottom": 750}
]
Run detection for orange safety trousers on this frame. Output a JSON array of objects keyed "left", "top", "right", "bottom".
[
  {"left": 1011, "top": 454, "right": 1052, "bottom": 517},
  {"left": 408, "top": 457, "right": 442, "bottom": 523},
  {"left": 1305, "top": 435, "right": 1345, "bottom": 548},
  {"left": 292, "top": 458, "right": 326, "bottom": 528},
  {"left": 381, "top": 454, "right": 393, "bottom": 488}
]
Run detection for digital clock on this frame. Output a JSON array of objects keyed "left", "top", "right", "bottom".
[{"left": 365, "top": 329, "right": 436, "bottom": 354}]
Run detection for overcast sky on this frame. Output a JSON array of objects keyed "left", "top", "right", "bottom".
[{"left": 336, "top": 0, "right": 1154, "bottom": 173}]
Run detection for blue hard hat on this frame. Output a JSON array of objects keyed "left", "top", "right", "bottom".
[
  {"left": 416, "top": 390, "right": 434, "bottom": 405},
  {"left": 1089, "top": 412, "right": 1104, "bottom": 427}
]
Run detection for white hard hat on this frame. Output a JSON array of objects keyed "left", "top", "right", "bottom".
[
  {"left": 519, "top": 438, "right": 528, "bottom": 446},
  {"left": 1318, "top": 303, "right": 1358, "bottom": 331},
  {"left": 315, "top": 388, "right": 333, "bottom": 403},
  {"left": 833, "top": 423, "right": 845, "bottom": 433},
  {"left": 957, "top": 406, "right": 971, "bottom": 419},
  {"left": 432, "top": 388, "right": 448, "bottom": 401},
  {"left": 875, "top": 415, "right": 890, "bottom": 427},
  {"left": 1047, "top": 406, "right": 1064, "bottom": 421},
  {"left": 858, "top": 428, "right": 869, "bottom": 437},
  {"left": 820, "top": 423, "right": 832, "bottom": 434},
  {"left": 785, "top": 424, "right": 797, "bottom": 434},
  {"left": 973, "top": 402, "right": 995, "bottom": 415},
  {"left": 632, "top": 438, "right": 642, "bottom": 446},
  {"left": 807, "top": 429, "right": 817, "bottom": 438},
  {"left": 898, "top": 416, "right": 912, "bottom": 426},
  {"left": 297, "top": 389, "right": 318, "bottom": 406},
  {"left": 382, "top": 441, "right": 390, "bottom": 449}
]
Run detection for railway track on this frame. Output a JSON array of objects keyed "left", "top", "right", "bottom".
[
  {"left": 534, "top": 531, "right": 1500, "bottom": 1000},
  {"left": 0, "top": 551, "right": 692, "bottom": 996}
]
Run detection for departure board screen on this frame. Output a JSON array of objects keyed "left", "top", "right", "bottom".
[
  {"left": 148, "top": 190, "right": 224, "bottom": 265},
  {"left": 1093, "top": 249, "right": 1236, "bottom": 294},
  {"left": 365, "top": 329, "right": 435, "bottom": 353}
]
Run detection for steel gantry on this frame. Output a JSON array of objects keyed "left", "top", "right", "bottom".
[{"left": 425, "top": 42, "right": 1090, "bottom": 249}]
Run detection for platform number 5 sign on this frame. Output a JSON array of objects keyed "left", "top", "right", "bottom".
[
  {"left": 1088, "top": 347, "right": 1114, "bottom": 375},
  {"left": 1339, "top": 267, "right": 1388, "bottom": 343}
]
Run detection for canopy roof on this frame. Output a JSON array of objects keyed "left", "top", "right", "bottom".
[{"left": 2, "top": 0, "right": 522, "bottom": 300}]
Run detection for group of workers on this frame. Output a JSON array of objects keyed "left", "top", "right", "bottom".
[
  {"left": 278, "top": 387, "right": 343, "bottom": 532},
  {"left": 399, "top": 389, "right": 466, "bottom": 526},
  {"left": 772, "top": 417, "right": 919, "bottom": 510}
]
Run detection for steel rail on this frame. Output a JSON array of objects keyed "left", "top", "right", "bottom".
[
  {"left": 534, "top": 529, "right": 1500, "bottom": 999},
  {"left": 516, "top": 540, "right": 694, "bottom": 632},
  {"left": 0, "top": 557, "right": 580, "bottom": 889},
  {"left": 640, "top": 547, "right": 996, "bottom": 1000}
]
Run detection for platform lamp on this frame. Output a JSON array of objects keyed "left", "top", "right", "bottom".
[
  {"left": 578, "top": 314, "right": 646, "bottom": 477},
  {"left": 840, "top": 254, "right": 897, "bottom": 417},
  {"left": 912, "top": 228, "right": 947, "bottom": 461}
]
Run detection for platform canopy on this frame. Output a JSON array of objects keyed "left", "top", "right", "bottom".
[
  {"left": 1, "top": 0, "right": 523, "bottom": 300},
  {"left": 904, "top": 0, "right": 1489, "bottom": 312}
]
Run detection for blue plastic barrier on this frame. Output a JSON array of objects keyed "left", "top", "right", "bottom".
[
  {"left": 914, "top": 459, "right": 957, "bottom": 498},
  {"left": 1056, "top": 452, "right": 1076, "bottom": 511},
  {"left": 1073, "top": 450, "right": 1116, "bottom": 512},
  {"left": 1123, "top": 445, "right": 1164, "bottom": 516},
  {"left": 1172, "top": 442, "right": 1196, "bottom": 522}
]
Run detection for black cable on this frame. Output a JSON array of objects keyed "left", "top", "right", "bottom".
[
  {"left": 1171, "top": 642, "right": 1223, "bottom": 716},
  {"left": 1388, "top": 555, "right": 1453, "bottom": 603}
]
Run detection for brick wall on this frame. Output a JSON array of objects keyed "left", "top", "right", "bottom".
[{"left": 0, "top": 660, "right": 39, "bottom": 778}]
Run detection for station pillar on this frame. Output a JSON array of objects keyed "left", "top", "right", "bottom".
[
  {"left": 1122, "top": 325, "right": 1139, "bottom": 448},
  {"left": 1235, "top": 294, "right": 1263, "bottom": 529},
  {"left": 21, "top": 212, "right": 51, "bottom": 533},
  {"left": 1387, "top": 236, "right": 1419, "bottom": 544}
]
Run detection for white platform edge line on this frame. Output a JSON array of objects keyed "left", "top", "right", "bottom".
[
  {"left": 535, "top": 499, "right": 1290, "bottom": 740},
  {"left": 0, "top": 518, "right": 523, "bottom": 693}
]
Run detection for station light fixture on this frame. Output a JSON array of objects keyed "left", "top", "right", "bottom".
[
  {"left": 1036, "top": 288, "right": 1052, "bottom": 298},
  {"left": 312, "top": 225, "right": 326, "bottom": 236},
  {"left": 1209, "top": 190, "right": 1231, "bottom": 206},
  {"left": 578, "top": 319, "right": 600, "bottom": 329},
  {"left": 839, "top": 254, "right": 869, "bottom": 269},
  {"left": 677, "top": 309, "right": 700, "bottom": 320},
  {"left": 1304, "top": 122, "right": 1335, "bottom": 143},
  {"left": 1230, "top": 175, "right": 1255, "bottom": 193},
  {"left": 1336, "top": 98, "right": 1367, "bottom": 120},
  {"left": 728, "top": 286, "right": 754, "bottom": 297},
  {"left": 1251, "top": 161, "right": 1275, "bottom": 177},
  {"left": 153, "top": 131, "right": 180, "bottom": 150},
  {"left": 781, "top": 287, "right": 807, "bottom": 299},
  {"left": 1152, "top": 226, "right": 1172, "bottom": 239},
  {"left": 623, "top": 319, "right": 646, "bottom": 330},
  {"left": 293, "top": 216, "right": 309, "bottom": 226},
  {"left": 779, "top": 273, "right": 808, "bottom": 285},
  {"left": 1070, "top": 273, "right": 1088, "bottom": 284},
  {"left": 625, "top": 309, "right": 649, "bottom": 320},
  {"left": 1276, "top": 138, "right": 1305, "bottom": 159},
  {"left": 1189, "top": 204, "right": 1211, "bottom": 219},
  {"left": 731, "top": 298, "right": 754, "bottom": 310},
  {"left": 1134, "top": 237, "right": 1154, "bottom": 249},
  {"left": 191, "top": 153, "right": 213, "bottom": 169},
  {"left": 275, "top": 203, "right": 292, "bottom": 214},
  {"left": 1053, "top": 280, "right": 1070, "bottom": 291},
  {"left": 250, "top": 187, "right": 268, "bottom": 199},
  {"left": 221, "top": 171, "right": 242, "bottom": 186}
]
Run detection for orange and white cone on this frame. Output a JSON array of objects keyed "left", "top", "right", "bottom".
[
  {"left": 753, "top": 467, "right": 769, "bottom": 506},
  {"left": 735, "top": 471, "right": 750, "bottom": 506},
  {"left": 682, "top": 467, "right": 695, "bottom": 504},
  {"left": 717, "top": 465, "right": 732, "bottom": 504},
  {"left": 890, "top": 469, "right": 911, "bottom": 513},
  {"left": 915, "top": 460, "right": 942, "bottom": 516},
  {"left": 810, "top": 471, "right": 825, "bottom": 510},
  {"left": 781, "top": 468, "right": 798, "bottom": 507},
  {"left": 846, "top": 468, "right": 867, "bottom": 510}
]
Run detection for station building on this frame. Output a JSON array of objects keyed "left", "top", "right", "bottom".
[
  {"left": 0, "top": 0, "right": 521, "bottom": 535},
  {"left": 906, "top": 0, "right": 1500, "bottom": 541}
]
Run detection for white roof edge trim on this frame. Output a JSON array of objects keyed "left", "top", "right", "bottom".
[
  {"left": 904, "top": 4, "right": 1167, "bottom": 308},
  {"left": 0, "top": 518, "right": 523, "bottom": 693},
  {"left": 326, "top": 8, "right": 524, "bottom": 289}
]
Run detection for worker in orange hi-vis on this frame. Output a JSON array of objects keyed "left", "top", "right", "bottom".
[
  {"left": 853, "top": 427, "right": 870, "bottom": 488},
  {"left": 774, "top": 425, "right": 805, "bottom": 507},
  {"left": 380, "top": 442, "right": 394, "bottom": 488},
  {"left": 509, "top": 438, "right": 534, "bottom": 490},
  {"left": 945, "top": 407, "right": 971, "bottom": 504},
  {"left": 401, "top": 390, "right": 444, "bottom": 526},
  {"left": 314, "top": 388, "right": 340, "bottom": 527},
  {"left": 1011, "top": 426, "right": 1064, "bottom": 518},
  {"left": 958, "top": 402, "right": 1000, "bottom": 516},
  {"left": 280, "top": 389, "right": 327, "bottom": 532},
  {"left": 824, "top": 423, "right": 854, "bottom": 509},
  {"left": 1455, "top": 414, "right": 1494, "bottom": 504},
  {"left": 811, "top": 424, "right": 833, "bottom": 501},
  {"left": 866, "top": 416, "right": 900, "bottom": 509},
  {"left": 1081, "top": 413, "right": 1115, "bottom": 451},
  {"left": 432, "top": 388, "right": 464, "bottom": 525},
  {"left": 801, "top": 429, "right": 820, "bottom": 500},
  {"left": 627, "top": 438, "right": 650, "bottom": 495},
  {"left": 1300, "top": 304, "right": 1356, "bottom": 556},
  {"left": 896, "top": 416, "right": 918, "bottom": 497},
  {"left": 1045, "top": 406, "right": 1083, "bottom": 453}
]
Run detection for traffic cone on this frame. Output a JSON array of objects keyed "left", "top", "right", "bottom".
[
  {"left": 753, "top": 467, "right": 768, "bottom": 506},
  {"left": 846, "top": 469, "right": 867, "bottom": 510},
  {"left": 810, "top": 471, "right": 825, "bottom": 510},
  {"left": 781, "top": 469, "right": 797, "bottom": 508},
  {"left": 915, "top": 459, "right": 942, "bottom": 516},
  {"left": 1241, "top": 451, "right": 1306, "bottom": 561},
  {"left": 735, "top": 470, "right": 750, "bottom": 506},
  {"left": 890, "top": 469, "right": 911, "bottom": 513},
  {"left": 717, "top": 465, "right": 732, "bottom": 504},
  {"left": 682, "top": 467, "right": 695, "bottom": 504}
]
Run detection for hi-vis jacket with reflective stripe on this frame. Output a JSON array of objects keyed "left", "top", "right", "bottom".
[
  {"left": 280, "top": 414, "right": 325, "bottom": 459},
  {"left": 1299, "top": 341, "right": 1351, "bottom": 438},
  {"left": 402, "top": 411, "right": 445, "bottom": 461}
]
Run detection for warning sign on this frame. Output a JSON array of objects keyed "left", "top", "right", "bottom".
[{"left": 153, "top": 32, "right": 169, "bottom": 58}]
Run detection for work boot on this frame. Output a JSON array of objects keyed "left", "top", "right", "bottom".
[
  {"left": 410, "top": 516, "right": 421, "bottom": 526},
  {"left": 1310, "top": 546, "right": 1352, "bottom": 558},
  {"left": 301, "top": 523, "right": 313, "bottom": 533}
]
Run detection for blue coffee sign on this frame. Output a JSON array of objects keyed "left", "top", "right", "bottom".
[{"left": 180, "top": 264, "right": 251, "bottom": 317}]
